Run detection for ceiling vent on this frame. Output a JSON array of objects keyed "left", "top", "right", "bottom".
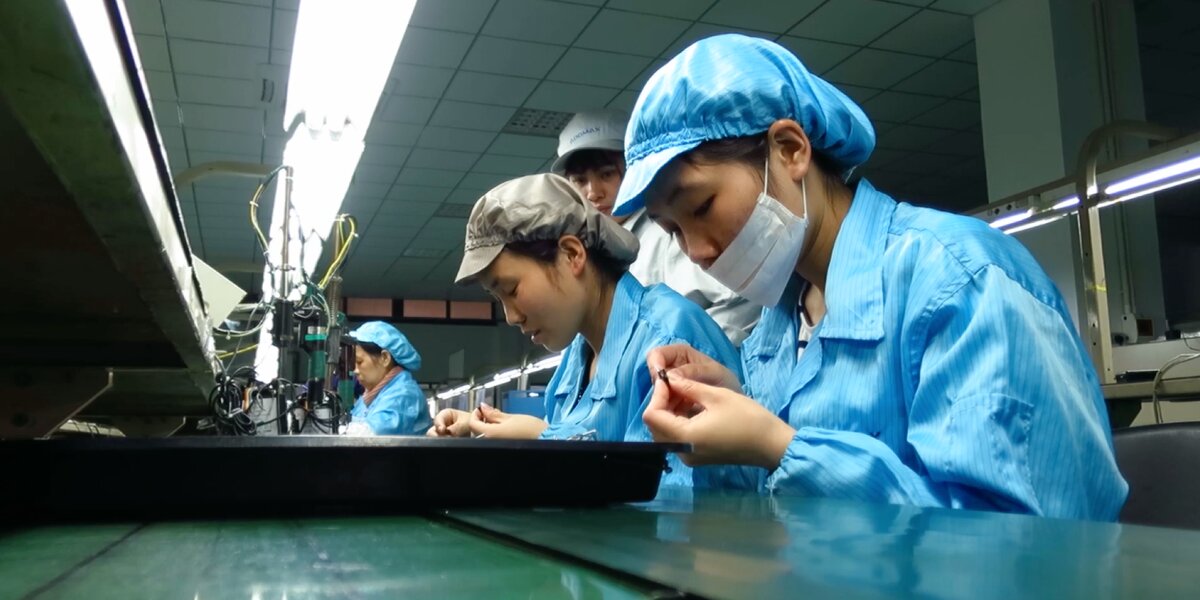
[{"left": 502, "top": 108, "right": 574, "bottom": 137}]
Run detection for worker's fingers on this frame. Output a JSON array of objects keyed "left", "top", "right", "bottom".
[
  {"left": 645, "top": 343, "right": 703, "bottom": 374},
  {"left": 477, "top": 404, "right": 507, "bottom": 423},
  {"left": 642, "top": 378, "right": 699, "bottom": 442},
  {"left": 667, "top": 362, "right": 738, "bottom": 391}
]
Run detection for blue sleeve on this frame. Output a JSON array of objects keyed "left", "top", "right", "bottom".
[
  {"left": 767, "top": 267, "right": 1127, "bottom": 520},
  {"left": 365, "top": 376, "right": 429, "bottom": 435}
]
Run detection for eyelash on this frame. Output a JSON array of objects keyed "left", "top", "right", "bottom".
[{"left": 692, "top": 197, "right": 714, "bottom": 218}]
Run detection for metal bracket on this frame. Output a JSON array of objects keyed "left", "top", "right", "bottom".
[
  {"left": 0, "top": 368, "right": 113, "bottom": 439},
  {"left": 1073, "top": 120, "right": 1179, "bottom": 384}
]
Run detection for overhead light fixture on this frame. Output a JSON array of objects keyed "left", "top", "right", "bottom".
[
  {"left": 255, "top": 0, "right": 416, "bottom": 380},
  {"left": 989, "top": 209, "right": 1033, "bottom": 229},
  {"left": 1051, "top": 196, "right": 1080, "bottom": 211},
  {"left": 1104, "top": 155, "right": 1200, "bottom": 196},
  {"left": 974, "top": 133, "right": 1200, "bottom": 236},
  {"left": 483, "top": 378, "right": 509, "bottom": 389},
  {"left": 436, "top": 384, "right": 470, "bottom": 400},
  {"left": 525, "top": 354, "right": 563, "bottom": 373}
]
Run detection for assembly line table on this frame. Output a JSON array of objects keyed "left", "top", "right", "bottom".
[{"left": 3, "top": 488, "right": 1199, "bottom": 599}]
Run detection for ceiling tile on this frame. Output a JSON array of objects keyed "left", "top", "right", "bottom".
[
  {"left": 460, "top": 36, "right": 566, "bottom": 78},
  {"left": 406, "top": 148, "right": 482, "bottom": 172},
  {"left": 445, "top": 187, "right": 489, "bottom": 204},
  {"left": 386, "top": 185, "right": 453, "bottom": 203},
  {"left": 379, "top": 95, "right": 439, "bottom": 125},
  {"left": 776, "top": 37, "right": 860, "bottom": 75},
  {"left": 660, "top": 23, "right": 772, "bottom": 59},
  {"left": 883, "top": 151, "right": 961, "bottom": 175},
  {"left": 390, "top": 64, "right": 456, "bottom": 99},
  {"left": 271, "top": 8, "right": 296, "bottom": 50},
  {"left": 143, "top": 69, "right": 176, "bottom": 101},
  {"left": 835, "top": 84, "right": 883, "bottom": 105},
  {"left": 169, "top": 39, "right": 268, "bottom": 79},
  {"left": 605, "top": 0, "right": 715, "bottom": 20},
  {"left": 347, "top": 182, "right": 392, "bottom": 199},
  {"left": 395, "top": 27, "right": 474, "bottom": 69},
  {"left": 930, "top": 129, "right": 983, "bottom": 156},
  {"left": 458, "top": 171, "right": 511, "bottom": 190},
  {"left": 876, "top": 124, "right": 956, "bottom": 151},
  {"left": 626, "top": 59, "right": 668, "bottom": 91},
  {"left": 155, "top": 100, "right": 182, "bottom": 127},
  {"left": 930, "top": 0, "right": 1002, "bottom": 15},
  {"left": 158, "top": 125, "right": 185, "bottom": 149},
  {"left": 377, "top": 199, "right": 442, "bottom": 219},
  {"left": 488, "top": 133, "right": 557, "bottom": 158},
  {"left": 179, "top": 103, "right": 264, "bottom": 132},
  {"left": 947, "top": 41, "right": 976, "bottom": 63},
  {"left": 395, "top": 168, "right": 466, "bottom": 188},
  {"left": 175, "top": 74, "right": 261, "bottom": 106},
  {"left": 410, "top": 0, "right": 495, "bottom": 33},
  {"left": 429, "top": 100, "right": 516, "bottom": 131},
  {"left": 185, "top": 128, "right": 264, "bottom": 156},
  {"left": 575, "top": 10, "right": 690, "bottom": 57},
  {"left": 126, "top": 0, "right": 165, "bottom": 35},
  {"left": 825, "top": 49, "right": 934, "bottom": 88},
  {"left": 959, "top": 87, "right": 980, "bottom": 101},
  {"left": 607, "top": 89, "right": 640, "bottom": 112},
  {"left": 353, "top": 164, "right": 401, "bottom": 185},
  {"left": 548, "top": 48, "right": 652, "bottom": 88},
  {"left": 700, "top": 0, "right": 824, "bottom": 34},
  {"left": 472, "top": 153, "right": 546, "bottom": 175},
  {"left": 365, "top": 121, "right": 424, "bottom": 146},
  {"left": 161, "top": 0, "right": 271, "bottom": 46},
  {"left": 863, "top": 91, "right": 945, "bottom": 122},
  {"left": 444, "top": 72, "right": 539, "bottom": 107},
  {"left": 788, "top": 0, "right": 918, "bottom": 46},
  {"left": 892, "top": 60, "right": 978, "bottom": 97},
  {"left": 481, "top": 0, "right": 597, "bottom": 45},
  {"left": 871, "top": 9, "right": 973, "bottom": 57},
  {"left": 909, "top": 99, "right": 981, "bottom": 129},
  {"left": 416, "top": 126, "right": 497, "bottom": 153},
  {"left": 135, "top": 35, "right": 171, "bottom": 71},
  {"left": 524, "top": 81, "right": 620, "bottom": 112}
]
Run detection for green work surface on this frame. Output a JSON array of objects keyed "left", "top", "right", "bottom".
[
  {"left": 0, "top": 517, "right": 654, "bottom": 599},
  {"left": 448, "top": 487, "right": 1200, "bottom": 600}
]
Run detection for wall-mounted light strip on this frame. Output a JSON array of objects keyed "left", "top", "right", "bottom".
[{"left": 971, "top": 132, "right": 1200, "bottom": 235}]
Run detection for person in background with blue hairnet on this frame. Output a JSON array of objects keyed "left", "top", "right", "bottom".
[
  {"left": 617, "top": 34, "right": 1126, "bottom": 521},
  {"left": 344, "top": 321, "right": 432, "bottom": 436}
]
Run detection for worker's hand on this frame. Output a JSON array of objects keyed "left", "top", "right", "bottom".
[
  {"left": 642, "top": 372, "right": 794, "bottom": 469},
  {"left": 469, "top": 404, "right": 548, "bottom": 440},
  {"left": 430, "top": 408, "right": 473, "bottom": 437},
  {"left": 646, "top": 343, "right": 743, "bottom": 394}
]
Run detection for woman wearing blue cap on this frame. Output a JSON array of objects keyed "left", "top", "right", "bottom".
[
  {"left": 345, "top": 321, "right": 432, "bottom": 435},
  {"left": 431, "top": 173, "right": 742, "bottom": 486},
  {"left": 616, "top": 34, "right": 1126, "bottom": 520}
]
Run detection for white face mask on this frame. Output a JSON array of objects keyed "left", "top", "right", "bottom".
[{"left": 705, "top": 156, "right": 809, "bottom": 308}]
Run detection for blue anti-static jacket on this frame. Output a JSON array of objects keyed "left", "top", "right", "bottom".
[
  {"left": 727, "top": 179, "right": 1126, "bottom": 521},
  {"left": 351, "top": 368, "right": 432, "bottom": 435},
  {"left": 541, "top": 272, "right": 743, "bottom": 486}
]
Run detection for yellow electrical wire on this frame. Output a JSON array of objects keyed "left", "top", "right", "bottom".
[
  {"left": 318, "top": 214, "right": 357, "bottom": 288},
  {"left": 217, "top": 343, "right": 258, "bottom": 359}
]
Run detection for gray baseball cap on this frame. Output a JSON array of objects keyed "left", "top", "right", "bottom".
[
  {"left": 455, "top": 173, "right": 640, "bottom": 285},
  {"left": 551, "top": 109, "right": 629, "bottom": 174}
]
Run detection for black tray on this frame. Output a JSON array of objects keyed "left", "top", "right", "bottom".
[{"left": 0, "top": 437, "right": 689, "bottom": 520}]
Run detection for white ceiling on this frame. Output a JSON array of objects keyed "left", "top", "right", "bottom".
[{"left": 127, "top": 0, "right": 1001, "bottom": 298}]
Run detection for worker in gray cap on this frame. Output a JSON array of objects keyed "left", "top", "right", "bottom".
[
  {"left": 430, "top": 173, "right": 743, "bottom": 487},
  {"left": 553, "top": 109, "right": 759, "bottom": 346}
]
